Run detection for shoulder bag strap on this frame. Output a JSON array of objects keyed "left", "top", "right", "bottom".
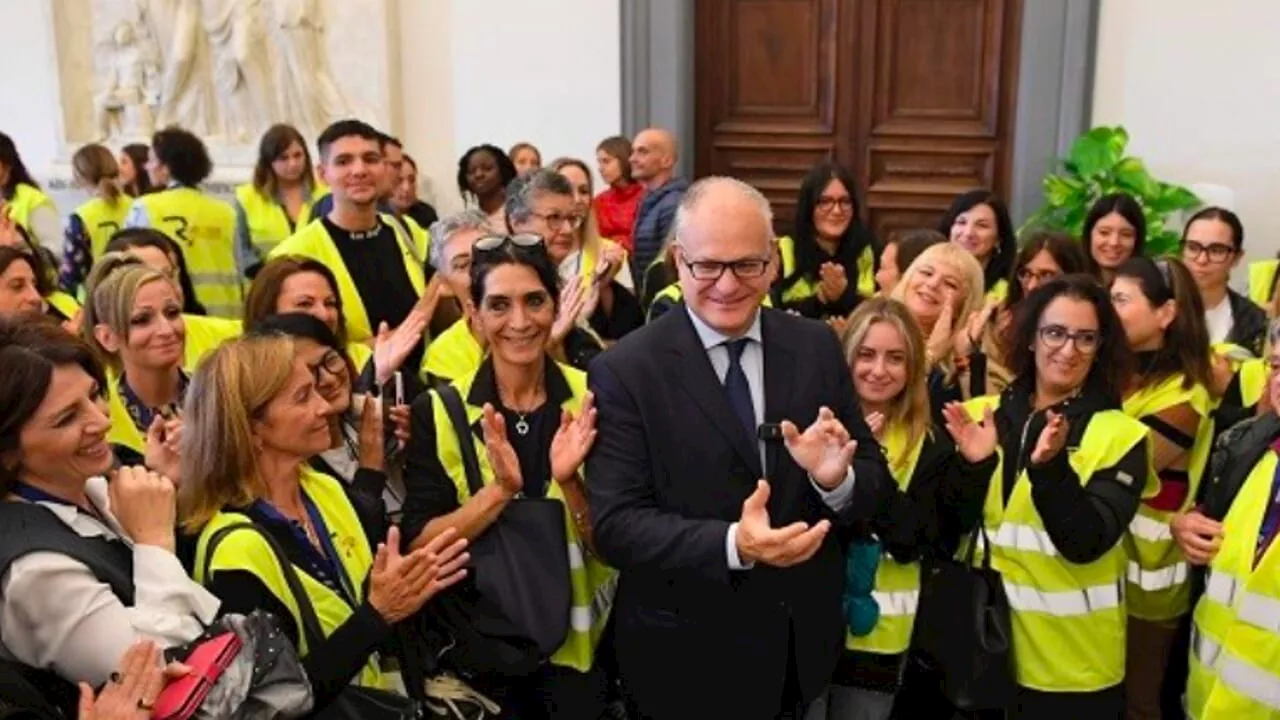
[
  {"left": 435, "top": 384, "right": 486, "bottom": 497},
  {"left": 203, "top": 522, "right": 327, "bottom": 652}
]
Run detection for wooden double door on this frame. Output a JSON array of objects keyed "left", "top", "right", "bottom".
[{"left": 695, "top": 0, "right": 1023, "bottom": 240}]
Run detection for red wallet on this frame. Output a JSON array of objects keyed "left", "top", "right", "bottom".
[{"left": 153, "top": 631, "right": 243, "bottom": 720}]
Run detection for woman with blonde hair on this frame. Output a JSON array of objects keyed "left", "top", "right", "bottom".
[
  {"left": 889, "top": 242, "right": 986, "bottom": 418},
  {"left": 60, "top": 144, "right": 131, "bottom": 292},
  {"left": 550, "top": 157, "right": 643, "bottom": 340},
  {"left": 180, "top": 335, "right": 468, "bottom": 709},
  {"left": 82, "top": 253, "right": 186, "bottom": 473},
  {"left": 824, "top": 297, "right": 974, "bottom": 719}
]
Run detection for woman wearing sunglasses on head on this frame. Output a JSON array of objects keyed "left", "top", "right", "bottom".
[
  {"left": 941, "top": 274, "right": 1150, "bottom": 718},
  {"left": 1109, "top": 257, "right": 1214, "bottom": 719},
  {"left": 401, "top": 234, "right": 614, "bottom": 719}
]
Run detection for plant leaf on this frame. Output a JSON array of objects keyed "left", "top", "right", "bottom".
[
  {"left": 1043, "top": 174, "right": 1085, "bottom": 207},
  {"left": 1068, "top": 130, "right": 1116, "bottom": 180},
  {"left": 1113, "top": 157, "right": 1157, "bottom": 197},
  {"left": 1158, "top": 184, "right": 1201, "bottom": 212}
]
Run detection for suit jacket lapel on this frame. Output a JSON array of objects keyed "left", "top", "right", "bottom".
[
  {"left": 667, "top": 309, "right": 763, "bottom": 475},
  {"left": 761, "top": 311, "right": 796, "bottom": 481}
]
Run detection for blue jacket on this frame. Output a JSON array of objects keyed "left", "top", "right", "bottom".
[{"left": 630, "top": 177, "right": 689, "bottom": 281}]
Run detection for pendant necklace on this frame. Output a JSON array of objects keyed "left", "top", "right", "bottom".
[{"left": 514, "top": 413, "right": 530, "bottom": 437}]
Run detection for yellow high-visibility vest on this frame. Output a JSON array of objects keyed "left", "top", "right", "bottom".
[
  {"left": 963, "top": 395, "right": 1149, "bottom": 692},
  {"left": 1185, "top": 451, "right": 1280, "bottom": 718},
  {"left": 426, "top": 361, "right": 615, "bottom": 672},
  {"left": 134, "top": 188, "right": 241, "bottom": 318}
]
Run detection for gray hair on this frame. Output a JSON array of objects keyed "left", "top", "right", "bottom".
[
  {"left": 427, "top": 209, "right": 492, "bottom": 271},
  {"left": 504, "top": 169, "right": 573, "bottom": 227},
  {"left": 672, "top": 176, "right": 775, "bottom": 245}
]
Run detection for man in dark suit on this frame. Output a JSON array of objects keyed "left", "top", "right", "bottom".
[{"left": 586, "top": 177, "right": 889, "bottom": 719}]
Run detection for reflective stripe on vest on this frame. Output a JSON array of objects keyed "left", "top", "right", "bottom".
[
  {"left": 270, "top": 214, "right": 425, "bottom": 344},
  {"left": 963, "top": 395, "right": 1145, "bottom": 692},
  {"left": 75, "top": 196, "right": 132, "bottom": 260},
  {"left": 1002, "top": 580, "right": 1122, "bottom": 616},
  {"left": 194, "top": 469, "right": 385, "bottom": 690},
  {"left": 1122, "top": 375, "right": 1211, "bottom": 621},
  {"left": 776, "top": 235, "right": 876, "bottom": 306},
  {"left": 137, "top": 188, "right": 241, "bottom": 318},
  {"left": 428, "top": 362, "right": 616, "bottom": 672},
  {"left": 234, "top": 182, "right": 326, "bottom": 257},
  {"left": 1127, "top": 561, "right": 1188, "bottom": 592},
  {"left": 846, "top": 424, "right": 926, "bottom": 656},
  {"left": 1186, "top": 451, "right": 1280, "bottom": 718}
]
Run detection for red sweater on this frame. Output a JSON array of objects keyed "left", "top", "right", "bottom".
[{"left": 594, "top": 183, "right": 645, "bottom": 253}]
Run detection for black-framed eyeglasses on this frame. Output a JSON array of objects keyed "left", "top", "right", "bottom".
[
  {"left": 1182, "top": 240, "right": 1236, "bottom": 264},
  {"left": 1037, "top": 324, "right": 1101, "bottom": 353},
  {"left": 474, "top": 234, "right": 545, "bottom": 253},
  {"left": 529, "top": 211, "right": 584, "bottom": 231},
  {"left": 680, "top": 254, "right": 772, "bottom": 281},
  {"left": 815, "top": 197, "right": 854, "bottom": 213},
  {"left": 1017, "top": 268, "right": 1060, "bottom": 285},
  {"left": 309, "top": 349, "right": 347, "bottom": 383}
]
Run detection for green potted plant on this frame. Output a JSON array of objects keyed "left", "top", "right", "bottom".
[{"left": 1022, "top": 126, "right": 1200, "bottom": 256}]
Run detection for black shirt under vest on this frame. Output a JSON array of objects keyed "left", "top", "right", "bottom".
[{"left": 322, "top": 216, "right": 423, "bottom": 369}]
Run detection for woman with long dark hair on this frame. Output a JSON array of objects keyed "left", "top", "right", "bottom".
[
  {"left": 942, "top": 274, "right": 1148, "bottom": 717},
  {"left": 403, "top": 232, "right": 612, "bottom": 718},
  {"left": 1109, "top": 257, "right": 1213, "bottom": 719},
  {"left": 0, "top": 132, "right": 59, "bottom": 253},
  {"left": 938, "top": 190, "right": 1017, "bottom": 303},
  {"left": 774, "top": 161, "right": 878, "bottom": 320},
  {"left": 234, "top": 124, "right": 327, "bottom": 276},
  {"left": 1083, "top": 193, "right": 1146, "bottom": 284}
]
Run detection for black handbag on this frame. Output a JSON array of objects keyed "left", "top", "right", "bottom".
[
  {"left": 913, "top": 519, "right": 1015, "bottom": 711},
  {"left": 430, "top": 384, "right": 572, "bottom": 674},
  {"left": 203, "top": 522, "right": 419, "bottom": 719}
]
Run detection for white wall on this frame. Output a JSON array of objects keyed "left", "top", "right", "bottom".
[
  {"left": 1092, "top": 0, "right": 1280, "bottom": 272},
  {"left": 0, "top": 0, "right": 622, "bottom": 220}
]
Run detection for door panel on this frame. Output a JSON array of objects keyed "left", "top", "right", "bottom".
[
  {"left": 858, "top": 0, "right": 1022, "bottom": 238},
  {"left": 696, "top": 0, "right": 1022, "bottom": 240},
  {"left": 695, "top": 0, "right": 849, "bottom": 232}
]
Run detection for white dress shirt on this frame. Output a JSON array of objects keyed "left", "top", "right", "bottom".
[
  {"left": 684, "top": 307, "right": 855, "bottom": 571},
  {"left": 0, "top": 477, "right": 220, "bottom": 686}
]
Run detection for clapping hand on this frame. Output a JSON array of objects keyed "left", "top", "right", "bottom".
[
  {"left": 735, "top": 480, "right": 830, "bottom": 567},
  {"left": 942, "top": 401, "right": 998, "bottom": 463},
  {"left": 817, "top": 262, "right": 848, "bottom": 304},
  {"left": 1030, "top": 410, "right": 1069, "bottom": 465},
  {"left": 550, "top": 392, "right": 597, "bottom": 483},
  {"left": 357, "top": 394, "right": 385, "bottom": 471},
  {"left": 374, "top": 285, "right": 438, "bottom": 386},
  {"left": 781, "top": 406, "right": 857, "bottom": 490},
  {"left": 925, "top": 288, "right": 958, "bottom": 365},
  {"left": 550, "top": 280, "right": 587, "bottom": 345},
  {"left": 865, "top": 411, "right": 886, "bottom": 442},
  {"left": 368, "top": 527, "right": 470, "bottom": 623},
  {"left": 480, "top": 403, "right": 522, "bottom": 495}
]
